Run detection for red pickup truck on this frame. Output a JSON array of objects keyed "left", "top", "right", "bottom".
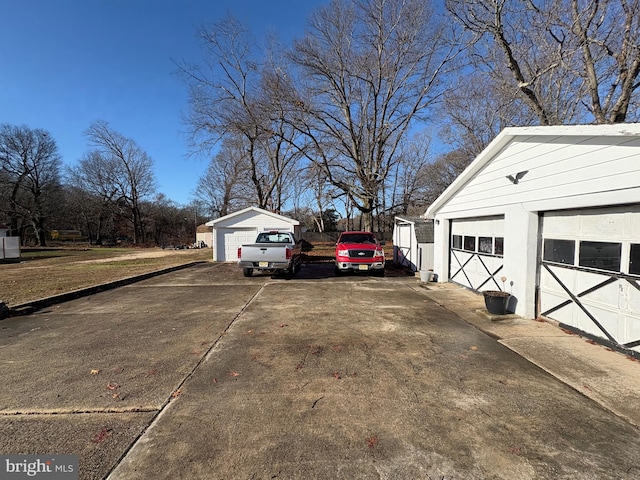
[{"left": 334, "top": 231, "right": 385, "bottom": 276}]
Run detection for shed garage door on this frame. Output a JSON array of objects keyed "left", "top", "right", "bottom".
[
  {"left": 540, "top": 206, "right": 640, "bottom": 354},
  {"left": 216, "top": 228, "right": 257, "bottom": 262},
  {"left": 450, "top": 216, "right": 505, "bottom": 291}
]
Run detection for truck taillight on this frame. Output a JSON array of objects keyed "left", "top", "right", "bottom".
[
  {"left": 286, "top": 248, "right": 292, "bottom": 260},
  {"left": 237, "top": 247, "right": 241, "bottom": 259}
]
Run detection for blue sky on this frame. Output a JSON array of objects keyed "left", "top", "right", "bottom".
[{"left": 0, "top": 0, "right": 327, "bottom": 206}]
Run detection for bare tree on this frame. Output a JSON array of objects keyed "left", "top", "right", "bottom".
[
  {"left": 387, "top": 132, "right": 437, "bottom": 217},
  {"left": 195, "top": 136, "right": 252, "bottom": 218},
  {"left": 84, "top": 120, "right": 156, "bottom": 244},
  {"left": 446, "top": 0, "right": 640, "bottom": 124},
  {"left": 0, "top": 124, "right": 62, "bottom": 245},
  {"left": 67, "top": 150, "right": 120, "bottom": 244},
  {"left": 554, "top": 0, "right": 640, "bottom": 123},
  {"left": 286, "top": 0, "right": 461, "bottom": 231},
  {"left": 180, "top": 16, "right": 302, "bottom": 213}
]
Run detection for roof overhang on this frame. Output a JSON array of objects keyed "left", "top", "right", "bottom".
[
  {"left": 205, "top": 206, "right": 300, "bottom": 227},
  {"left": 425, "top": 123, "right": 640, "bottom": 219}
]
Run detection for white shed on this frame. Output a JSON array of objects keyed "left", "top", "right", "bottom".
[
  {"left": 0, "top": 224, "right": 20, "bottom": 260},
  {"left": 205, "top": 207, "right": 301, "bottom": 262},
  {"left": 426, "top": 124, "right": 640, "bottom": 356},
  {"left": 392, "top": 216, "right": 434, "bottom": 272}
]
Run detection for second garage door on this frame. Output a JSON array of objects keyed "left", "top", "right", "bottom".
[{"left": 540, "top": 206, "right": 640, "bottom": 354}]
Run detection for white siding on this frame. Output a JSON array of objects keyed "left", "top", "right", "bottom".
[
  {"left": 438, "top": 135, "right": 640, "bottom": 217},
  {"left": 1, "top": 236, "right": 20, "bottom": 259}
]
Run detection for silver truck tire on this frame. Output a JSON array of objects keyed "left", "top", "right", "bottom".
[{"left": 243, "top": 268, "right": 253, "bottom": 277}]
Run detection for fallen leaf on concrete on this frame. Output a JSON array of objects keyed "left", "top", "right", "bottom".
[
  {"left": 91, "top": 427, "right": 113, "bottom": 444},
  {"left": 90, "top": 369, "right": 101, "bottom": 375},
  {"left": 279, "top": 324, "right": 288, "bottom": 328},
  {"left": 106, "top": 383, "right": 119, "bottom": 391},
  {"left": 366, "top": 436, "right": 378, "bottom": 448},
  {"left": 171, "top": 388, "right": 182, "bottom": 397},
  {"left": 470, "top": 345, "right": 478, "bottom": 351},
  {"left": 227, "top": 371, "right": 240, "bottom": 377},
  {"left": 332, "top": 371, "right": 341, "bottom": 380}
]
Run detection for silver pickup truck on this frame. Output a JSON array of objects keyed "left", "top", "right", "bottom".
[{"left": 237, "top": 231, "right": 303, "bottom": 277}]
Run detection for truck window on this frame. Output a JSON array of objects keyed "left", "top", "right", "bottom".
[
  {"left": 256, "top": 232, "right": 291, "bottom": 243},
  {"left": 340, "top": 234, "right": 376, "bottom": 244}
]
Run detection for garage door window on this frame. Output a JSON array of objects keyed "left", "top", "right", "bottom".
[
  {"left": 452, "top": 235, "right": 462, "bottom": 249},
  {"left": 495, "top": 237, "right": 504, "bottom": 256},
  {"left": 478, "top": 237, "right": 492, "bottom": 254},
  {"left": 464, "top": 236, "right": 476, "bottom": 252},
  {"left": 579, "top": 241, "right": 621, "bottom": 272},
  {"left": 630, "top": 244, "right": 640, "bottom": 275},
  {"left": 543, "top": 239, "right": 575, "bottom": 265}
]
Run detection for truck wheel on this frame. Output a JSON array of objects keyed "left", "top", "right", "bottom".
[
  {"left": 243, "top": 268, "right": 253, "bottom": 277},
  {"left": 285, "top": 265, "right": 295, "bottom": 279}
]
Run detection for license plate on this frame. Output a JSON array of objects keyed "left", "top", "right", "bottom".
[
  {"left": 259, "top": 262, "right": 269, "bottom": 267},
  {"left": 358, "top": 265, "right": 369, "bottom": 270}
]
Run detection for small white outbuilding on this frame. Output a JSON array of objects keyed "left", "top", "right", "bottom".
[
  {"left": 392, "top": 216, "right": 434, "bottom": 272},
  {"left": 205, "top": 207, "right": 301, "bottom": 262},
  {"left": 0, "top": 224, "right": 20, "bottom": 260},
  {"left": 426, "top": 124, "right": 640, "bottom": 356}
]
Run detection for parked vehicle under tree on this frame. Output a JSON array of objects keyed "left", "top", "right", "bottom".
[{"left": 335, "top": 231, "right": 385, "bottom": 276}]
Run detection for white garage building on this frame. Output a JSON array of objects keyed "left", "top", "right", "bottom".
[
  {"left": 426, "top": 124, "right": 640, "bottom": 356},
  {"left": 205, "top": 207, "right": 301, "bottom": 262}
]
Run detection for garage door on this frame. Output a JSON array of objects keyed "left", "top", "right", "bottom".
[
  {"left": 217, "top": 228, "right": 257, "bottom": 261},
  {"left": 450, "top": 216, "right": 505, "bottom": 291},
  {"left": 540, "top": 206, "right": 640, "bottom": 354}
]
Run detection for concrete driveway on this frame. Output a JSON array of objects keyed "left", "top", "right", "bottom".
[{"left": 1, "top": 262, "right": 639, "bottom": 479}]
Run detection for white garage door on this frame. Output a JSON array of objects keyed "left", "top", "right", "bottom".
[
  {"left": 540, "top": 206, "right": 640, "bottom": 354},
  {"left": 217, "top": 228, "right": 257, "bottom": 261},
  {"left": 450, "top": 216, "right": 505, "bottom": 291}
]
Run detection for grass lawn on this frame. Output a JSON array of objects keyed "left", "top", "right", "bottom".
[{"left": 1, "top": 247, "right": 212, "bottom": 307}]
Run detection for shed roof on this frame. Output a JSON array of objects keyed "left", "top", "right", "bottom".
[
  {"left": 425, "top": 123, "right": 640, "bottom": 218},
  {"left": 395, "top": 216, "right": 434, "bottom": 243}
]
